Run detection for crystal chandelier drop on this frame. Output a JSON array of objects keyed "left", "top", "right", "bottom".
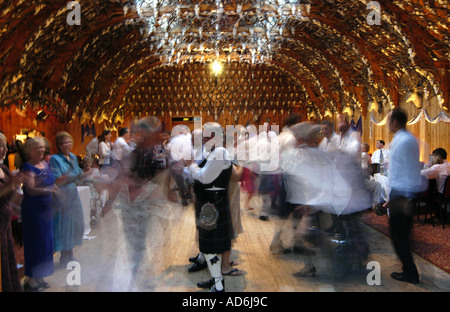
[{"left": 132, "top": 1, "right": 310, "bottom": 66}]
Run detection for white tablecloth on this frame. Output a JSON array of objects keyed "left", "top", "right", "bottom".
[
  {"left": 374, "top": 173, "right": 390, "bottom": 202},
  {"left": 77, "top": 186, "right": 91, "bottom": 235}
]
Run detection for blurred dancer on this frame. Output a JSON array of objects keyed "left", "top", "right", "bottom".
[
  {"left": 281, "top": 122, "right": 328, "bottom": 277},
  {"left": 283, "top": 122, "right": 371, "bottom": 278},
  {"left": 110, "top": 116, "right": 183, "bottom": 291},
  {"left": 337, "top": 113, "right": 360, "bottom": 158},
  {"left": 257, "top": 123, "right": 280, "bottom": 221},
  {"left": 269, "top": 114, "right": 301, "bottom": 253},
  {"left": 237, "top": 127, "right": 258, "bottom": 211}
]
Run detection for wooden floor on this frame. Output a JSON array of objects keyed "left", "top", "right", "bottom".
[{"left": 35, "top": 191, "right": 450, "bottom": 293}]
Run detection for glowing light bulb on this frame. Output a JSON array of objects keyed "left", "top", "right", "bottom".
[{"left": 211, "top": 60, "right": 222, "bottom": 75}]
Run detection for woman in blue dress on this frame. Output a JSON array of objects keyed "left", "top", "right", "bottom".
[
  {"left": 49, "top": 131, "right": 85, "bottom": 267},
  {"left": 21, "top": 137, "right": 57, "bottom": 291}
]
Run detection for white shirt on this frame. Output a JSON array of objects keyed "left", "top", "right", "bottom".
[
  {"left": 371, "top": 148, "right": 390, "bottom": 164},
  {"left": 388, "top": 129, "right": 427, "bottom": 196},
  {"left": 319, "top": 132, "right": 340, "bottom": 152},
  {"left": 98, "top": 141, "right": 111, "bottom": 165},
  {"left": 167, "top": 134, "right": 192, "bottom": 164},
  {"left": 112, "top": 137, "right": 135, "bottom": 161},
  {"left": 86, "top": 137, "right": 99, "bottom": 155},
  {"left": 421, "top": 160, "right": 450, "bottom": 193},
  {"left": 188, "top": 147, "right": 231, "bottom": 185},
  {"left": 338, "top": 129, "right": 361, "bottom": 159},
  {"left": 278, "top": 127, "right": 296, "bottom": 153},
  {"left": 281, "top": 145, "right": 352, "bottom": 213},
  {"left": 278, "top": 127, "right": 296, "bottom": 170}
]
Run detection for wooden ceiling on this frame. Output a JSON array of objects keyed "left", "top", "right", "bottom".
[{"left": 0, "top": 0, "right": 448, "bottom": 123}]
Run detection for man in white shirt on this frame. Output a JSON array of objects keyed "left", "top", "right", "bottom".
[
  {"left": 259, "top": 122, "right": 278, "bottom": 141},
  {"left": 387, "top": 108, "right": 428, "bottom": 285},
  {"left": 318, "top": 120, "right": 340, "bottom": 152},
  {"left": 371, "top": 140, "right": 389, "bottom": 165},
  {"left": 112, "top": 127, "right": 136, "bottom": 167}
]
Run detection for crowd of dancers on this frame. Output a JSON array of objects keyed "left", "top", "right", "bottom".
[{"left": 1, "top": 107, "right": 434, "bottom": 292}]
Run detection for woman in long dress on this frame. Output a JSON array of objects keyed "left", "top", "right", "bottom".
[
  {"left": 0, "top": 133, "right": 22, "bottom": 292},
  {"left": 21, "top": 137, "right": 57, "bottom": 291},
  {"left": 49, "top": 131, "right": 85, "bottom": 267}
]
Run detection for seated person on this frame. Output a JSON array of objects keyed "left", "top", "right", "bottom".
[{"left": 421, "top": 148, "right": 450, "bottom": 220}]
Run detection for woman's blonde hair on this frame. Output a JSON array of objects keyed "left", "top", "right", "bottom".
[
  {"left": 55, "top": 131, "right": 73, "bottom": 151},
  {"left": 24, "top": 137, "right": 45, "bottom": 155}
]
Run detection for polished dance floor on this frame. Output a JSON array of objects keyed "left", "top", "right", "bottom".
[{"left": 37, "top": 190, "right": 450, "bottom": 293}]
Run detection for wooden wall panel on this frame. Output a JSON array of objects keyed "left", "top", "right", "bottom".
[
  {"left": 0, "top": 105, "right": 66, "bottom": 155},
  {"left": 2, "top": 102, "right": 448, "bottom": 167},
  {"left": 359, "top": 95, "right": 450, "bottom": 162}
]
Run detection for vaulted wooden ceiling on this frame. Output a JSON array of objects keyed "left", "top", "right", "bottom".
[{"left": 0, "top": 0, "right": 448, "bottom": 124}]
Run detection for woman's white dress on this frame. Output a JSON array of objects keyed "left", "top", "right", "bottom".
[{"left": 110, "top": 174, "right": 183, "bottom": 291}]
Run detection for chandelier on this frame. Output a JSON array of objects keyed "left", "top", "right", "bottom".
[{"left": 132, "top": 1, "right": 310, "bottom": 66}]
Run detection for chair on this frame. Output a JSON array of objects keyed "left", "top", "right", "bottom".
[
  {"left": 436, "top": 176, "right": 450, "bottom": 229},
  {"left": 414, "top": 179, "right": 436, "bottom": 222}
]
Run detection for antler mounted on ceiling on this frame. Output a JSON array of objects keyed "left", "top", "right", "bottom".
[{"left": 0, "top": 0, "right": 448, "bottom": 122}]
